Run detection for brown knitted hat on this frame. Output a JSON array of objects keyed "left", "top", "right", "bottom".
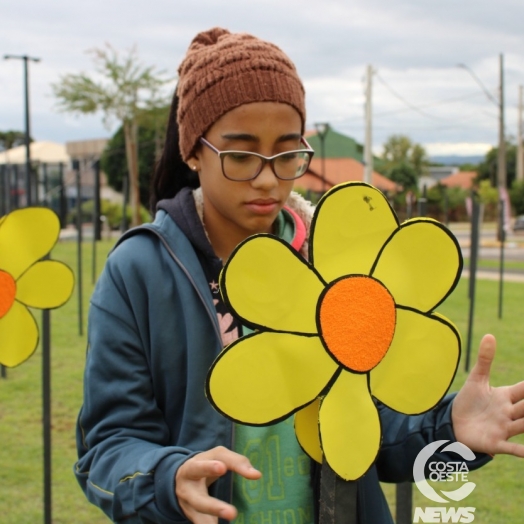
[{"left": 177, "top": 27, "right": 306, "bottom": 161}]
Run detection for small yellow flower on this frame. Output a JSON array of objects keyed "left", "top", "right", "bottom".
[
  {"left": 207, "top": 182, "right": 462, "bottom": 481},
  {"left": 0, "top": 208, "right": 74, "bottom": 367}
]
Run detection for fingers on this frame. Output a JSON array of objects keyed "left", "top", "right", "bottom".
[
  {"left": 178, "top": 483, "right": 237, "bottom": 524},
  {"left": 509, "top": 381, "right": 524, "bottom": 405},
  {"left": 176, "top": 447, "right": 261, "bottom": 524},
  {"left": 181, "top": 459, "right": 228, "bottom": 483},
  {"left": 469, "top": 334, "right": 496, "bottom": 383},
  {"left": 496, "top": 440, "right": 524, "bottom": 458},
  {"left": 508, "top": 417, "right": 524, "bottom": 439},
  {"left": 179, "top": 446, "right": 261, "bottom": 483},
  {"left": 207, "top": 446, "right": 261, "bottom": 480}
]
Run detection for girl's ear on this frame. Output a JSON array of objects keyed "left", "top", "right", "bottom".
[{"left": 186, "top": 156, "right": 200, "bottom": 173}]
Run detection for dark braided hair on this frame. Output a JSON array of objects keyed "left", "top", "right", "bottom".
[{"left": 149, "top": 87, "right": 199, "bottom": 212}]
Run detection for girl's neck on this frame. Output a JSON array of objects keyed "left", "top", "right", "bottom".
[
  {"left": 205, "top": 226, "right": 243, "bottom": 262},
  {"left": 193, "top": 188, "right": 272, "bottom": 261}
]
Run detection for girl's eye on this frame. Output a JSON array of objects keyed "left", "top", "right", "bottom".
[
  {"left": 279, "top": 152, "right": 298, "bottom": 162},
  {"left": 228, "top": 152, "right": 252, "bottom": 162}
]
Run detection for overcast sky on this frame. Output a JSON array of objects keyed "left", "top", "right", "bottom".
[{"left": 2, "top": 0, "right": 523, "bottom": 158}]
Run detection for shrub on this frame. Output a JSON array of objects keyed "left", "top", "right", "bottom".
[
  {"left": 68, "top": 199, "right": 151, "bottom": 229},
  {"left": 510, "top": 180, "right": 524, "bottom": 216}
]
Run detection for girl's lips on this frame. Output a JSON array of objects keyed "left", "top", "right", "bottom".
[{"left": 245, "top": 199, "right": 279, "bottom": 215}]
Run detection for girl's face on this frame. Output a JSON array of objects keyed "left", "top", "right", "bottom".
[{"left": 187, "top": 101, "right": 302, "bottom": 260}]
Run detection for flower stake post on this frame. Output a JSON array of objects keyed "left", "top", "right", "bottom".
[
  {"left": 207, "top": 182, "right": 462, "bottom": 523},
  {"left": 0, "top": 207, "right": 74, "bottom": 524}
]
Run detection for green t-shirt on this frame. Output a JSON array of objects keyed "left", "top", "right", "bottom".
[
  {"left": 232, "top": 208, "right": 314, "bottom": 524},
  {"left": 233, "top": 419, "right": 314, "bottom": 524}
]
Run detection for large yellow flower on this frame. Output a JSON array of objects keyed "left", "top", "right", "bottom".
[
  {"left": 207, "top": 182, "right": 462, "bottom": 481},
  {"left": 0, "top": 208, "right": 74, "bottom": 367}
]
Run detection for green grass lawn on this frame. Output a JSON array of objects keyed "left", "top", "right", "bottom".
[
  {"left": 0, "top": 239, "right": 116, "bottom": 524},
  {"left": 1, "top": 239, "right": 523, "bottom": 523},
  {"left": 382, "top": 276, "right": 524, "bottom": 522}
]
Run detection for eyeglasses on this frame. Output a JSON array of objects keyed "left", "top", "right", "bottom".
[{"left": 199, "top": 137, "right": 314, "bottom": 181}]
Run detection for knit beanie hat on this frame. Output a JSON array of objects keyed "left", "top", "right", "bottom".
[{"left": 177, "top": 27, "right": 306, "bottom": 161}]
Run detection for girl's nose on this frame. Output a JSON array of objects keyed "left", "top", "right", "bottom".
[{"left": 251, "top": 161, "right": 279, "bottom": 190}]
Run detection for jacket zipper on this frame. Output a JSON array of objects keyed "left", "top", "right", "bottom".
[{"left": 142, "top": 225, "right": 236, "bottom": 505}]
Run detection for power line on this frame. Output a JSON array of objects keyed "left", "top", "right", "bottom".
[
  {"left": 374, "top": 72, "right": 446, "bottom": 121},
  {"left": 374, "top": 91, "right": 488, "bottom": 117},
  {"left": 456, "top": 63, "right": 499, "bottom": 106}
]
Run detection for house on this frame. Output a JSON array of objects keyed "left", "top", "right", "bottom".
[
  {"left": 428, "top": 166, "right": 459, "bottom": 181},
  {"left": 439, "top": 171, "right": 477, "bottom": 190},
  {"left": 299, "top": 157, "right": 398, "bottom": 194},
  {"left": 0, "top": 139, "right": 119, "bottom": 218},
  {"left": 418, "top": 166, "right": 462, "bottom": 192},
  {"left": 296, "top": 127, "right": 399, "bottom": 194}
]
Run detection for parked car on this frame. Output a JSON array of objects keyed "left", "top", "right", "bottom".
[{"left": 514, "top": 215, "right": 524, "bottom": 232}]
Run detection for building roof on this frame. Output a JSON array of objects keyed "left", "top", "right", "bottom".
[
  {"left": 439, "top": 171, "right": 477, "bottom": 190},
  {"left": 66, "top": 138, "right": 108, "bottom": 159},
  {"left": 305, "top": 126, "right": 384, "bottom": 166},
  {"left": 0, "top": 141, "right": 70, "bottom": 165},
  {"left": 296, "top": 157, "right": 399, "bottom": 194},
  {"left": 305, "top": 127, "right": 365, "bottom": 161},
  {"left": 428, "top": 166, "right": 459, "bottom": 180}
]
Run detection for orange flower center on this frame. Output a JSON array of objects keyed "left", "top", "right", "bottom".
[
  {"left": 318, "top": 276, "right": 396, "bottom": 372},
  {"left": 0, "top": 270, "right": 16, "bottom": 319}
]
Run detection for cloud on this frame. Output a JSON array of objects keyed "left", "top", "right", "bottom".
[
  {"left": 1, "top": 0, "right": 523, "bottom": 155},
  {"left": 424, "top": 142, "right": 493, "bottom": 157}
]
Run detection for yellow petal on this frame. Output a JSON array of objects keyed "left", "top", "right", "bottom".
[
  {"left": 221, "top": 235, "right": 324, "bottom": 333},
  {"left": 207, "top": 332, "right": 338, "bottom": 425},
  {"left": 310, "top": 183, "right": 399, "bottom": 283},
  {"left": 369, "top": 308, "right": 460, "bottom": 414},
  {"left": 0, "top": 208, "right": 60, "bottom": 280},
  {"left": 372, "top": 219, "right": 462, "bottom": 312},
  {"left": 319, "top": 371, "right": 381, "bottom": 480},
  {"left": 294, "top": 399, "right": 323, "bottom": 463},
  {"left": 0, "top": 301, "right": 39, "bottom": 367},
  {"left": 16, "top": 260, "right": 74, "bottom": 309}
]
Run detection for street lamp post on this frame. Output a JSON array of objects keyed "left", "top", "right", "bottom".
[
  {"left": 314, "top": 122, "right": 330, "bottom": 193},
  {"left": 4, "top": 54, "right": 41, "bottom": 206}
]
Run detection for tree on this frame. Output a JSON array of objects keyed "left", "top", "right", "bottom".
[
  {"left": 477, "top": 179, "right": 499, "bottom": 220},
  {"left": 381, "top": 134, "right": 429, "bottom": 177},
  {"left": 0, "top": 130, "right": 29, "bottom": 151},
  {"left": 426, "top": 183, "right": 468, "bottom": 222},
  {"left": 477, "top": 140, "right": 516, "bottom": 188},
  {"left": 510, "top": 180, "right": 524, "bottom": 215},
  {"left": 101, "top": 104, "right": 169, "bottom": 209},
  {"left": 52, "top": 44, "right": 172, "bottom": 226},
  {"left": 387, "top": 161, "right": 418, "bottom": 191}
]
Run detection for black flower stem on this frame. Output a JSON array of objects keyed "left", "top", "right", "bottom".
[{"left": 319, "top": 459, "right": 358, "bottom": 524}]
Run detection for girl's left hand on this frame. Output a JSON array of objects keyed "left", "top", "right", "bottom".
[{"left": 451, "top": 334, "right": 524, "bottom": 457}]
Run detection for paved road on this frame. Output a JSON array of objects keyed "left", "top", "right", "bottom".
[
  {"left": 60, "top": 222, "right": 524, "bottom": 282},
  {"left": 448, "top": 224, "right": 524, "bottom": 276}
]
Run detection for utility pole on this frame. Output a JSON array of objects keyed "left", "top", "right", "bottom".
[
  {"left": 496, "top": 54, "right": 507, "bottom": 318},
  {"left": 497, "top": 54, "right": 506, "bottom": 191},
  {"left": 3, "top": 54, "right": 40, "bottom": 206},
  {"left": 517, "top": 85, "right": 524, "bottom": 182},
  {"left": 364, "top": 65, "right": 374, "bottom": 184}
]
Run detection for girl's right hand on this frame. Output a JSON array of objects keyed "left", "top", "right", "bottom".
[{"left": 175, "top": 446, "right": 261, "bottom": 524}]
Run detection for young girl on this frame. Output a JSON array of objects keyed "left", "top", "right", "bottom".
[{"left": 76, "top": 27, "right": 524, "bottom": 524}]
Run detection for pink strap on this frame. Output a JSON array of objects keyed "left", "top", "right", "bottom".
[{"left": 284, "top": 206, "right": 307, "bottom": 252}]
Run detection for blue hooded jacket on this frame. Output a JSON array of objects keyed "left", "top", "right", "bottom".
[{"left": 76, "top": 200, "right": 490, "bottom": 523}]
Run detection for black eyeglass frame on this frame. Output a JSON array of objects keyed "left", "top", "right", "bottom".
[{"left": 199, "top": 136, "right": 315, "bottom": 181}]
